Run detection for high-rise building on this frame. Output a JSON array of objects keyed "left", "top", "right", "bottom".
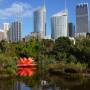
[
  {"left": 8, "top": 21, "right": 21, "bottom": 42},
  {"left": 3, "top": 23, "right": 10, "bottom": 40},
  {"left": 76, "top": 3, "right": 89, "bottom": 35},
  {"left": 68, "top": 23, "right": 75, "bottom": 37},
  {"left": 34, "top": 0, "right": 46, "bottom": 39},
  {"left": 3, "top": 23, "right": 10, "bottom": 31},
  {"left": 0, "top": 30, "right": 6, "bottom": 41},
  {"left": 51, "top": 10, "right": 68, "bottom": 40}
]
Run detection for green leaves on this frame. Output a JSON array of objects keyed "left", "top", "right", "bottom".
[
  {"left": 0, "top": 54, "right": 17, "bottom": 75},
  {"left": 54, "top": 37, "right": 72, "bottom": 53}
]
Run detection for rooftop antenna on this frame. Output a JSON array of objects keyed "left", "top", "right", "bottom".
[
  {"left": 14, "top": 4, "right": 22, "bottom": 22},
  {"left": 65, "top": 0, "right": 67, "bottom": 10},
  {"left": 83, "top": 0, "right": 86, "bottom": 3},
  {"left": 43, "top": 0, "right": 45, "bottom": 8}
]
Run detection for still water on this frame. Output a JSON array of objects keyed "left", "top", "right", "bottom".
[{"left": 0, "top": 75, "right": 90, "bottom": 90}]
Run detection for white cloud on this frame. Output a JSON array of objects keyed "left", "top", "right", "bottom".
[{"left": 0, "top": 2, "right": 33, "bottom": 19}]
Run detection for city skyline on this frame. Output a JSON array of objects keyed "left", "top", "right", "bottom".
[{"left": 0, "top": 0, "right": 90, "bottom": 37}]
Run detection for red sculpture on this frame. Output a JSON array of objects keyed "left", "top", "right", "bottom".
[{"left": 17, "top": 57, "right": 36, "bottom": 76}]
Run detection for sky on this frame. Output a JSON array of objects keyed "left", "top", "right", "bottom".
[{"left": 0, "top": 0, "right": 90, "bottom": 37}]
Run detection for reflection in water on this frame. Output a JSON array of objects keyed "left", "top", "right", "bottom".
[
  {"left": 1, "top": 58, "right": 90, "bottom": 89},
  {"left": 17, "top": 68, "right": 36, "bottom": 76},
  {"left": 16, "top": 82, "right": 31, "bottom": 90},
  {"left": 1, "top": 57, "right": 90, "bottom": 90},
  {"left": 0, "top": 75, "right": 90, "bottom": 90}
]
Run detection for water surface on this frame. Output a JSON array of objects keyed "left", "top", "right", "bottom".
[{"left": 0, "top": 75, "right": 90, "bottom": 90}]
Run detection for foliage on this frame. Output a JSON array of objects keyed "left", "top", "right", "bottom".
[
  {"left": 48, "top": 61, "right": 87, "bottom": 73},
  {"left": 54, "top": 37, "right": 72, "bottom": 53},
  {"left": 0, "top": 37, "right": 90, "bottom": 75},
  {"left": 0, "top": 54, "right": 17, "bottom": 75},
  {"left": 53, "top": 37, "right": 72, "bottom": 61},
  {"left": 70, "top": 38, "right": 90, "bottom": 66}
]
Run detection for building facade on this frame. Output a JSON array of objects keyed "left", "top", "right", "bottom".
[
  {"left": 8, "top": 21, "right": 21, "bottom": 42},
  {"left": 68, "top": 23, "right": 75, "bottom": 37},
  {"left": 0, "top": 30, "right": 6, "bottom": 41},
  {"left": 76, "top": 3, "right": 89, "bottom": 35},
  {"left": 3, "top": 23, "right": 10, "bottom": 31},
  {"left": 3, "top": 23, "right": 10, "bottom": 40},
  {"left": 34, "top": 6, "right": 46, "bottom": 39},
  {"left": 51, "top": 10, "right": 68, "bottom": 40}
]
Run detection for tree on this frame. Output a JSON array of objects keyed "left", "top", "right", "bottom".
[
  {"left": 0, "top": 40, "right": 9, "bottom": 53},
  {"left": 53, "top": 37, "right": 72, "bottom": 61},
  {"left": 54, "top": 37, "right": 72, "bottom": 53},
  {"left": 40, "top": 39, "right": 54, "bottom": 54}
]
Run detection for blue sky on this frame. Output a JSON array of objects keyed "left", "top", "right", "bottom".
[{"left": 0, "top": 0, "right": 90, "bottom": 37}]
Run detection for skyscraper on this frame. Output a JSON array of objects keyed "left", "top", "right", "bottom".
[
  {"left": 3, "top": 23, "right": 10, "bottom": 40},
  {"left": 0, "top": 30, "right": 6, "bottom": 41},
  {"left": 34, "top": 0, "right": 46, "bottom": 39},
  {"left": 68, "top": 23, "right": 75, "bottom": 37},
  {"left": 8, "top": 21, "right": 21, "bottom": 42},
  {"left": 76, "top": 3, "right": 89, "bottom": 35},
  {"left": 51, "top": 10, "right": 68, "bottom": 40},
  {"left": 3, "top": 23, "right": 10, "bottom": 31}
]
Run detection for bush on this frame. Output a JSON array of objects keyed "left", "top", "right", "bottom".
[
  {"left": 0, "top": 54, "right": 17, "bottom": 75},
  {"left": 48, "top": 61, "right": 87, "bottom": 73}
]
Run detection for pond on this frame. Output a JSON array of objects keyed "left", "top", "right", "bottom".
[
  {"left": 0, "top": 74, "right": 90, "bottom": 90},
  {"left": 1, "top": 57, "right": 90, "bottom": 90}
]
